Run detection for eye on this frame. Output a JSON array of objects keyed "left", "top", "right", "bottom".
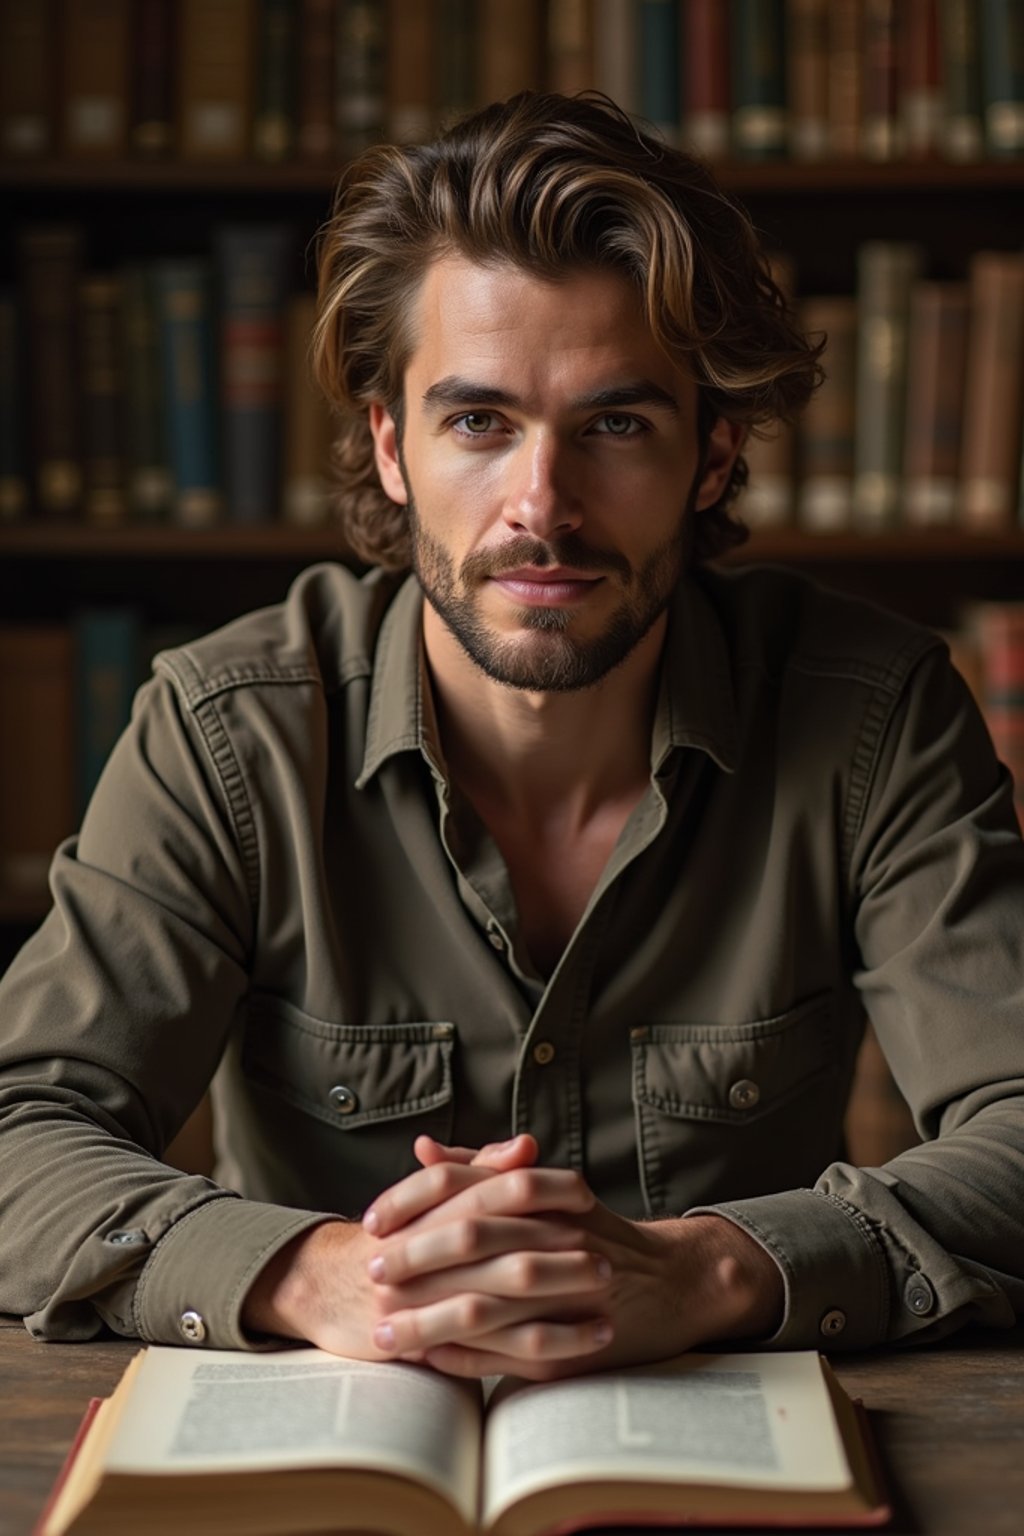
[
  {"left": 591, "top": 413, "right": 645, "bottom": 437},
  {"left": 453, "top": 412, "right": 497, "bottom": 436}
]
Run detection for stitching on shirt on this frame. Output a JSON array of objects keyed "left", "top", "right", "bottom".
[
  {"left": 191, "top": 697, "right": 261, "bottom": 915},
  {"left": 814, "top": 1188, "right": 891, "bottom": 1333}
]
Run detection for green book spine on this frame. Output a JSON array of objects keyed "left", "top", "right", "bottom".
[
  {"left": 336, "top": 0, "right": 386, "bottom": 154},
  {"left": 637, "top": 0, "right": 680, "bottom": 143},
  {"left": 73, "top": 606, "right": 142, "bottom": 818},
  {"left": 939, "top": 0, "right": 984, "bottom": 160},
  {"left": 436, "top": 0, "right": 475, "bottom": 125},
  {"left": 853, "top": 242, "right": 926, "bottom": 529},
  {"left": 154, "top": 259, "right": 223, "bottom": 528},
  {"left": 730, "top": 0, "right": 787, "bottom": 159},
  {"left": 980, "top": 0, "right": 1024, "bottom": 157},
  {"left": 254, "top": 0, "right": 298, "bottom": 160},
  {"left": 120, "top": 263, "right": 171, "bottom": 523}
]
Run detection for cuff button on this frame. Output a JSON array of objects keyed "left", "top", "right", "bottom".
[
  {"left": 904, "top": 1276, "right": 935, "bottom": 1316},
  {"left": 180, "top": 1309, "right": 207, "bottom": 1344},
  {"left": 819, "top": 1308, "right": 847, "bottom": 1337}
]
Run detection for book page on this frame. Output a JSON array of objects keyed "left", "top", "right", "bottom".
[
  {"left": 105, "top": 1347, "right": 482, "bottom": 1524},
  {"left": 482, "top": 1351, "right": 851, "bottom": 1526}
]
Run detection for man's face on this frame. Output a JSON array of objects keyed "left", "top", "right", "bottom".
[{"left": 370, "top": 255, "right": 732, "bottom": 692}]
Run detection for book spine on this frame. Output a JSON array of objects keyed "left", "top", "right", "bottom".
[
  {"left": 0, "top": 627, "right": 75, "bottom": 893},
  {"left": 73, "top": 606, "right": 142, "bottom": 817},
  {"left": 797, "top": 296, "right": 858, "bottom": 531},
  {"left": 939, "top": 0, "right": 985, "bottom": 160},
  {"left": 682, "top": 0, "right": 730, "bottom": 157},
  {"left": 387, "top": 0, "right": 436, "bottom": 143},
  {"left": 336, "top": 0, "right": 387, "bottom": 154},
  {"left": 436, "top": 0, "right": 475, "bottom": 124},
  {"left": 638, "top": 0, "right": 681, "bottom": 143},
  {"left": 860, "top": 0, "right": 903, "bottom": 159},
  {"left": 730, "top": 0, "right": 788, "bottom": 159},
  {"left": 980, "top": 0, "right": 1024, "bottom": 158},
  {"left": 283, "top": 291, "right": 333, "bottom": 526},
  {"left": 0, "top": 290, "right": 28, "bottom": 523},
  {"left": 969, "top": 601, "right": 1024, "bottom": 829},
  {"left": 0, "top": 0, "right": 56, "bottom": 156},
  {"left": 154, "top": 259, "right": 223, "bottom": 527},
  {"left": 254, "top": 0, "right": 299, "bottom": 160},
  {"left": 217, "top": 225, "right": 292, "bottom": 525},
  {"left": 902, "top": 282, "right": 969, "bottom": 526},
  {"left": 476, "top": 0, "right": 543, "bottom": 105},
  {"left": 594, "top": 0, "right": 637, "bottom": 118},
  {"left": 297, "top": 0, "right": 337, "bottom": 156},
  {"left": 853, "top": 241, "right": 925, "bottom": 529},
  {"left": 61, "top": 0, "right": 130, "bottom": 158},
  {"left": 130, "top": 0, "right": 176, "bottom": 156},
  {"left": 546, "top": 0, "right": 595, "bottom": 97},
  {"left": 79, "top": 274, "right": 128, "bottom": 526},
  {"left": 827, "top": 0, "right": 863, "bottom": 157},
  {"left": 786, "top": 0, "right": 829, "bottom": 160},
  {"left": 900, "top": 0, "right": 942, "bottom": 157},
  {"left": 18, "top": 225, "right": 84, "bottom": 521},
  {"left": 179, "top": 0, "right": 255, "bottom": 159},
  {"left": 958, "top": 251, "right": 1024, "bottom": 528},
  {"left": 120, "top": 263, "right": 171, "bottom": 523}
]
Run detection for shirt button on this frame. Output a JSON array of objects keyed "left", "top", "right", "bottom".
[
  {"left": 728, "top": 1078, "right": 760, "bottom": 1111},
  {"left": 819, "top": 1308, "right": 847, "bottom": 1338},
  {"left": 533, "top": 1041, "right": 556, "bottom": 1066},
  {"left": 904, "top": 1276, "right": 935, "bottom": 1316},
  {"left": 105, "top": 1229, "right": 146, "bottom": 1246},
  {"left": 488, "top": 930, "right": 505, "bottom": 951},
  {"left": 328, "top": 1084, "right": 359, "bottom": 1115},
  {"left": 180, "top": 1310, "right": 207, "bottom": 1344}
]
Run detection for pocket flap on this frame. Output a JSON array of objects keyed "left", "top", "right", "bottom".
[
  {"left": 243, "top": 994, "right": 455, "bottom": 1131},
  {"left": 630, "top": 995, "right": 834, "bottom": 1124}
]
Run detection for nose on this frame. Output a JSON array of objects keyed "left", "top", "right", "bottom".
[{"left": 501, "top": 431, "right": 582, "bottom": 539}]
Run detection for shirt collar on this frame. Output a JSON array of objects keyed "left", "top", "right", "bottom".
[{"left": 356, "top": 569, "right": 738, "bottom": 789}]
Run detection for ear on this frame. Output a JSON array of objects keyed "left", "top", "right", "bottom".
[
  {"left": 368, "top": 401, "right": 409, "bottom": 505},
  {"left": 694, "top": 416, "right": 747, "bottom": 511}
]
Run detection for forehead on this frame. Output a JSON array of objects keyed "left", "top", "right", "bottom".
[{"left": 403, "top": 253, "right": 687, "bottom": 397}]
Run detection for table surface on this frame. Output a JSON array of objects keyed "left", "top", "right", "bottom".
[{"left": 2, "top": 1315, "right": 1023, "bottom": 1536}]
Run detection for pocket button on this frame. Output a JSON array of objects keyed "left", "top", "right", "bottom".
[
  {"left": 728, "top": 1078, "right": 760, "bottom": 1111},
  {"left": 328, "top": 1084, "right": 359, "bottom": 1115}
]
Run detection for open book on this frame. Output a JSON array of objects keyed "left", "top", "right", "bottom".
[{"left": 38, "top": 1346, "right": 890, "bottom": 1536}]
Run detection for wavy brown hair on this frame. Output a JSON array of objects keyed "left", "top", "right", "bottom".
[{"left": 312, "top": 91, "right": 823, "bottom": 569}]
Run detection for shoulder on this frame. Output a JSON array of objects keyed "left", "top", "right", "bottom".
[
  {"left": 696, "top": 563, "right": 944, "bottom": 698},
  {"left": 151, "top": 563, "right": 409, "bottom": 712}
]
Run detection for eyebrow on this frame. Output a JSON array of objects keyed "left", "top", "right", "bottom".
[{"left": 420, "top": 375, "right": 680, "bottom": 416}]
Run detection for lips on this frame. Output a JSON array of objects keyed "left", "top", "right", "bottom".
[{"left": 489, "top": 566, "right": 604, "bottom": 606}]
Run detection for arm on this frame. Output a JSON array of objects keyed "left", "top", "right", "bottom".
[{"left": 0, "top": 672, "right": 328, "bottom": 1346}]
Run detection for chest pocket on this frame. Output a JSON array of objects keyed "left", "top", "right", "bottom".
[
  {"left": 241, "top": 994, "right": 455, "bottom": 1215},
  {"left": 630, "top": 994, "right": 840, "bottom": 1217}
]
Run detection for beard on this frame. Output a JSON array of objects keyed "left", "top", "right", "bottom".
[{"left": 409, "top": 492, "right": 697, "bottom": 694}]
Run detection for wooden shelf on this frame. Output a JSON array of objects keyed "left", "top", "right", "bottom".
[
  {"left": 2, "top": 155, "right": 1023, "bottom": 196},
  {"left": 1, "top": 523, "right": 1022, "bottom": 564}
]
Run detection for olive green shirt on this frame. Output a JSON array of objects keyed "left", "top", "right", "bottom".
[{"left": 1, "top": 562, "right": 1022, "bottom": 1353}]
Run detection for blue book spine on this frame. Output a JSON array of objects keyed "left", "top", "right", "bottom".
[
  {"left": 980, "top": 0, "right": 1024, "bottom": 157},
  {"left": 216, "top": 224, "right": 292, "bottom": 525},
  {"left": 638, "top": 0, "right": 680, "bottom": 143},
  {"left": 154, "top": 260, "right": 222, "bottom": 527},
  {"left": 73, "top": 606, "right": 142, "bottom": 817}
]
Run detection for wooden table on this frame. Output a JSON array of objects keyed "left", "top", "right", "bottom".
[{"left": 2, "top": 1314, "right": 1022, "bottom": 1535}]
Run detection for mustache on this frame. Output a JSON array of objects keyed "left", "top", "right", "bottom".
[{"left": 460, "top": 535, "right": 632, "bottom": 583}]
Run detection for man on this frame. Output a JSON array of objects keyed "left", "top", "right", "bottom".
[{"left": 1, "top": 93, "right": 1022, "bottom": 1380}]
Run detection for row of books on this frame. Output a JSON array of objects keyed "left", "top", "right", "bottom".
[
  {"left": 2, "top": 1, "right": 1022, "bottom": 168},
  {"left": 742, "top": 244, "right": 1024, "bottom": 533},
  {"left": 4, "top": 224, "right": 1023, "bottom": 534},
  {"left": 1, "top": 597, "right": 1021, "bottom": 900},
  {"left": 1, "top": 224, "right": 335, "bottom": 529}
]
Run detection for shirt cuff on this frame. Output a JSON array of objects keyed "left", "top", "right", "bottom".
[
  {"left": 688, "top": 1187, "right": 891, "bottom": 1350},
  {"left": 133, "top": 1195, "right": 336, "bottom": 1349}
]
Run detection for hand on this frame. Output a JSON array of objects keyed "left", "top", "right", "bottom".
[
  {"left": 240, "top": 1134, "right": 542, "bottom": 1358},
  {"left": 364, "top": 1139, "right": 785, "bottom": 1381}
]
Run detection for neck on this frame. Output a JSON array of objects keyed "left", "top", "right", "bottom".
[{"left": 422, "top": 603, "right": 666, "bottom": 829}]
